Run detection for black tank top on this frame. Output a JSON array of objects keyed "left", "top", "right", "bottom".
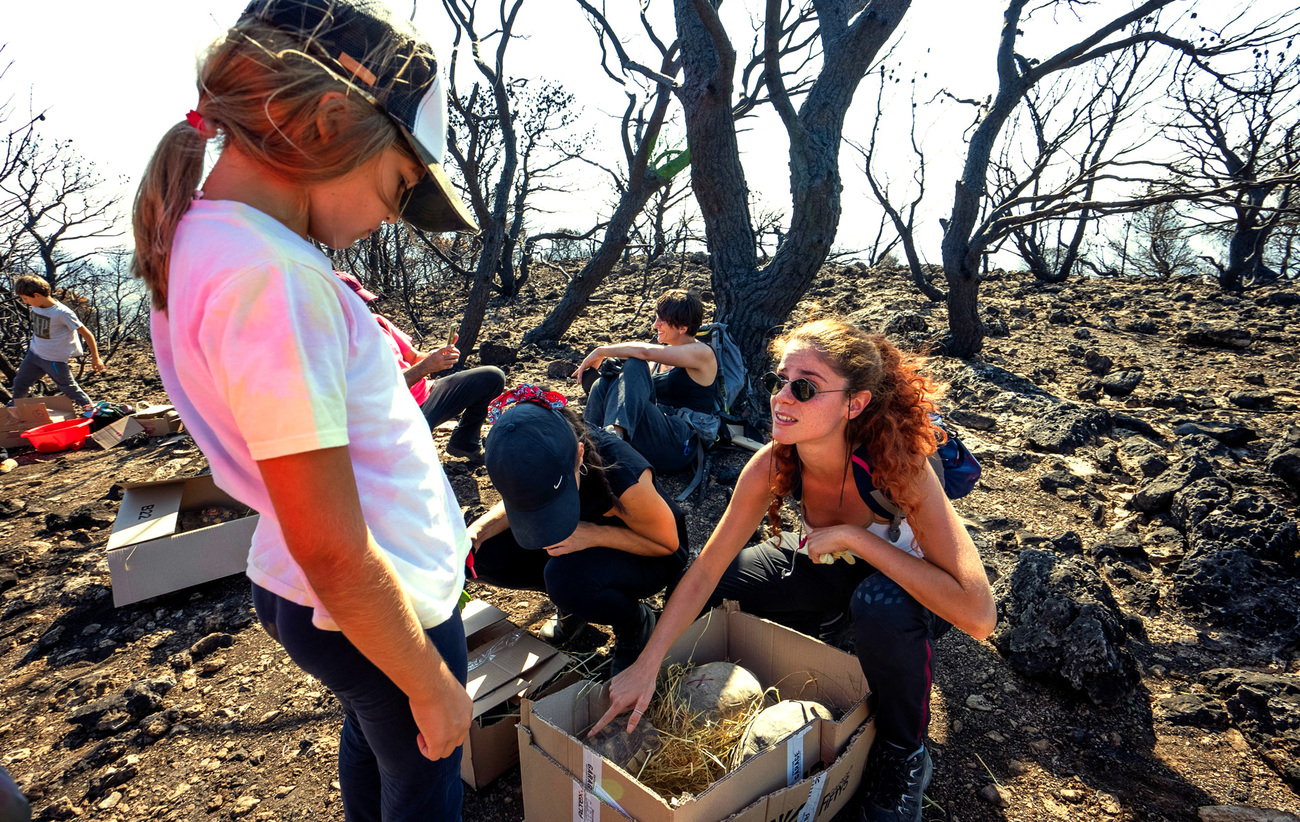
[{"left": 653, "top": 364, "right": 716, "bottom": 414}]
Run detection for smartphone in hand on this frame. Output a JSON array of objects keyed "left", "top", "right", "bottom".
[{"left": 446, "top": 325, "right": 457, "bottom": 347}]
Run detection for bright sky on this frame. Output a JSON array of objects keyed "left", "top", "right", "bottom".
[{"left": 6, "top": 1, "right": 1285, "bottom": 267}]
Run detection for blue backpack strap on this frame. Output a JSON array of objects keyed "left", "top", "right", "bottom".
[{"left": 849, "top": 446, "right": 903, "bottom": 521}]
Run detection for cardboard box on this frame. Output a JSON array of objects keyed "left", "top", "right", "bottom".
[
  {"left": 0, "top": 396, "right": 78, "bottom": 449},
  {"left": 106, "top": 474, "right": 258, "bottom": 607},
  {"left": 461, "top": 599, "right": 578, "bottom": 790},
  {"left": 134, "top": 405, "right": 184, "bottom": 437},
  {"left": 89, "top": 416, "right": 146, "bottom": 450},
  {"left": 518, "top": 604, "right": 874, "bottom": 822}
]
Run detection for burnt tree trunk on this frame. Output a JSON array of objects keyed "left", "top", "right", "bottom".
[
  {"left": 522, "top": 169, "right": 669, "bottom": 344},
  {"left": 675, "top": 0, "right": 910, "bottom": 376}
]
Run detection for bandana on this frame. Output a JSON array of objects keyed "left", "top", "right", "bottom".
[{"left": 487, "top": 384, "right": 567, "bottom": 424}]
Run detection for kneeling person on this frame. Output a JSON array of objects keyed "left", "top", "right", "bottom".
[{"left": 468, "top": 387, "right": 688, "bottom": 674}]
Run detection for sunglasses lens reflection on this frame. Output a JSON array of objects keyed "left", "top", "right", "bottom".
[{"left": 763, "top": 372, "right": 817, "bottom": 401}]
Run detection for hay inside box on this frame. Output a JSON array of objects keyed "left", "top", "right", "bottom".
[{"left": 518, "top": 603, "right": 874, "bottom": 822}]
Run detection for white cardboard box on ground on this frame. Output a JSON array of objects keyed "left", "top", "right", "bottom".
[
  {"left": 461, "top": 600, "right": 577, "bottom": 790},
  {"left": 0, "top": 396, "right": 78, "bottom": 449},
  {"left": 106, "top": 474, "right": 257, "bottom": 607},
  {"left": 133, "top": 404, "right": 184, "bottom": 437},
  {"left": 518, "top": 603, "right": 874, "bottom": 822}
]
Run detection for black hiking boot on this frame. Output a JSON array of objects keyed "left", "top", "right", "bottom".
[
  {"left": 858, "top": 740, "right": 932, "bottom": 822},
  {"left": 539, "top": 611, "right": 594, "bottom": 649},
  {"left": 444, "top": 436, "right": 485, "bottom": 464},
  {"left": 610, "top": 603, "right": 656, "bottom": 677}
]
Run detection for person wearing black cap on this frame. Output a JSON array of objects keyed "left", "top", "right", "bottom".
[
  {"left": 134, "top": 1, "right": 478, "bottom": 819},
  {"left": 467, "top": 387, "right": 689, "bottom": 674}
]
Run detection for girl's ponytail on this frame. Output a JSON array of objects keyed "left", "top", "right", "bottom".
[{"left": 131, "top": 121, "right": 209, "bottom": 310}]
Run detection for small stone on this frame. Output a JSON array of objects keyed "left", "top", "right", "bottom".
[
  {"left": 97, "top": 791, "right": 122, "bottom": 810},
  {"left": 978, "top": 784, "right": 1011, "bottom": 808},
  {"left": 1098, "top": 793, "right": 1122, "bottom": 814},
  {"left": 1029, "top": 738, "right": 1054, "bottom": 754},
  {"left": 951, "top": 719, "right": 963, "bottom": 733},
  {"left": 1007, "top": 758, "right": 1029, "bottom": 776},
  {"left": 986, "top": 730, "right": 1007, "bottom": 743},
  {"left": 1058, "top": 788, "right": 1085, "bottom": 803},
  {"left": 232, "top": 794, "right": 261, "bottom": 817},
  {"left": 207, "top": 793, "right": 224, "bottom": 811},
  {"left": 966, "top": 693, "right": 996, "bottom": 712}
]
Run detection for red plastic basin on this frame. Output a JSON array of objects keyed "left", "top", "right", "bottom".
[{"left": 21, "top": 417, "right": 93, "bottom": 453}]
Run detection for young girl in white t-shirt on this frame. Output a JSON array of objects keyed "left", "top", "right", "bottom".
[{"left": 132, "top": 2, "right": 478, "bottom": 819}]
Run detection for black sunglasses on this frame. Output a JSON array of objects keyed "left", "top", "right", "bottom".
[{"left": 762, "top": 371, "right": 851, "bottom": 402}]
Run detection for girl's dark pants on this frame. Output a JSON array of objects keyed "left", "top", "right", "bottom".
[
  {"left": 709, "top": 539, "right": 950, "bottom": 748},
  {"left": 252, "top": 585, "right": 468, "bottom": 822},
  {"left": 419, "top": 365, "right": 506, "bottom": 448},
  {"left": 472, "top": 531, "right": 687, "bottom": 634},
  {"left": 584, "top": 358, "right": 697, "bottom": 475}
]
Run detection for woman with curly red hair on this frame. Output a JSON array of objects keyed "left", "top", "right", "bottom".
[{"left": 592, "top": 318, "right": 996, "bottom": 822}]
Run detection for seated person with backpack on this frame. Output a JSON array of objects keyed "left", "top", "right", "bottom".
[
  {"left": 467, "top": 386, "right": 688, "bottom": 674},
  {"left": 593, "top": 318, "right": 996, "bottom": 822},
  {"left": 574, "top": 289, "right": 718, "bottom": 476},
  {"left": 336, "top": 271, "right": 504, "bottom": 463}
]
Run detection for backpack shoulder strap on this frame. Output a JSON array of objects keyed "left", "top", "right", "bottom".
[{"left": 849, "top": 445, "right": 904, "bottom": 522}]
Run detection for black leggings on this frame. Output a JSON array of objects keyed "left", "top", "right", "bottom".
[
  {"left": 710, "top": 537, "right": 950, "bottom": 748},
  {"left": 472, "top": 529, "right": 687, "bottom": 632}
]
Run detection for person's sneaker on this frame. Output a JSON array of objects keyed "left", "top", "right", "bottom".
[
  {"left": 858, "top": 741, "right": 932, "bottom": 822},
  {"left": 539, "top": 611, "right": 594, "bottom": 649},
  {"left": 610, "top": 603, "right": 656, "bottom": 677},
  {"left": 0, "top": 458, "right": 16, "bottom": 474},
  {"left": 444, "top": 438, "right": 485, "bottom": 464}
]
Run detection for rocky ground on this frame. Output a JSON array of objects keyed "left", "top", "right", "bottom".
[{"left": 2, "top": 259, "right": 1299, "bottom": 822}]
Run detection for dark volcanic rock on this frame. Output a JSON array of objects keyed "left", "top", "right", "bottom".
[
  {"left": 992, "top": 550, "right": 1140, "bottom": 706},
  {"left": 1266, "top": 427, "right": 1300, "bottom": 493},
  {"left": 477, "top": 340, "right": 518, "bottom": 366},
  {"left": 67, "top": 680, "right": 167, "bottom": 734},
  {"left": 947, "top": 409, "right": 996, "bottom": 431},
  {"left": 1131, "top": 455, "right": 1216, "bottom": 513},
  {"left": 1150, "top": 391, "right": 1189, "bottom": 411},
  {"left": 1076, "top": 378, "right": 1102, "bottom": 401},
  {"left": 1228, "top": 390, "right": 1274, "bottom": 410},
  {"left": 1102, "top": 369, "right": 1144, "bottom": 397},
  {"left": 1084, "top": 350, "right": 1113, "bottom": 376},
  {"left": 883, "top": 310, "right": 930, "bottom": 338},
  {"left": 43, "top": 502, "right": 115, "bottom": 533},
  {"left": 1203, "top": 669, "right": 1300, "bottom": 791},
  {"left": 1157, "top": 692, "right": 1228, "bottom": 730},
  {"left": 1089, "top": 530, "right": 1142, "bottom": 562},
  {"left": 1170, "top": 479, "right": 1300, "bottom": 638},
  {"left": 1024, "top": 404, "right": 1113, "bottom": 455},
  {"left": 1180, "top": 324, "right": 1253, "bottom": 349}
]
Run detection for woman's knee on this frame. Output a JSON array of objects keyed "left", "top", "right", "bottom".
[
  {"left": 475, "top": 366, "right": 506, "bottom": 395},
  {"left": 849, "top": 573, "right": 928, "bottom": 637},
  {"left": 543, "top": 556, "right": 596, "bottom": 609}
]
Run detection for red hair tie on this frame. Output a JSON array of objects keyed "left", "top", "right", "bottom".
[{"left": 186, "top": 110, "right": 209, "bottom": 136}]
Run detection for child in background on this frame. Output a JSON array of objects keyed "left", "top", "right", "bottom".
[
  {"left": 10, "top": 274, "right": 103, "bottom": 413},
  {"left": 132, "top": 0, "right": 479, "bottom": 819}
]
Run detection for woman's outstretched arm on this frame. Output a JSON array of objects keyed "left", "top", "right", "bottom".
[
  {"left": 589, "top": 445, "right": 776, "bottom": 736},
  {"left": 574, "top": 340, "right": 714, "bottom": 378}
]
